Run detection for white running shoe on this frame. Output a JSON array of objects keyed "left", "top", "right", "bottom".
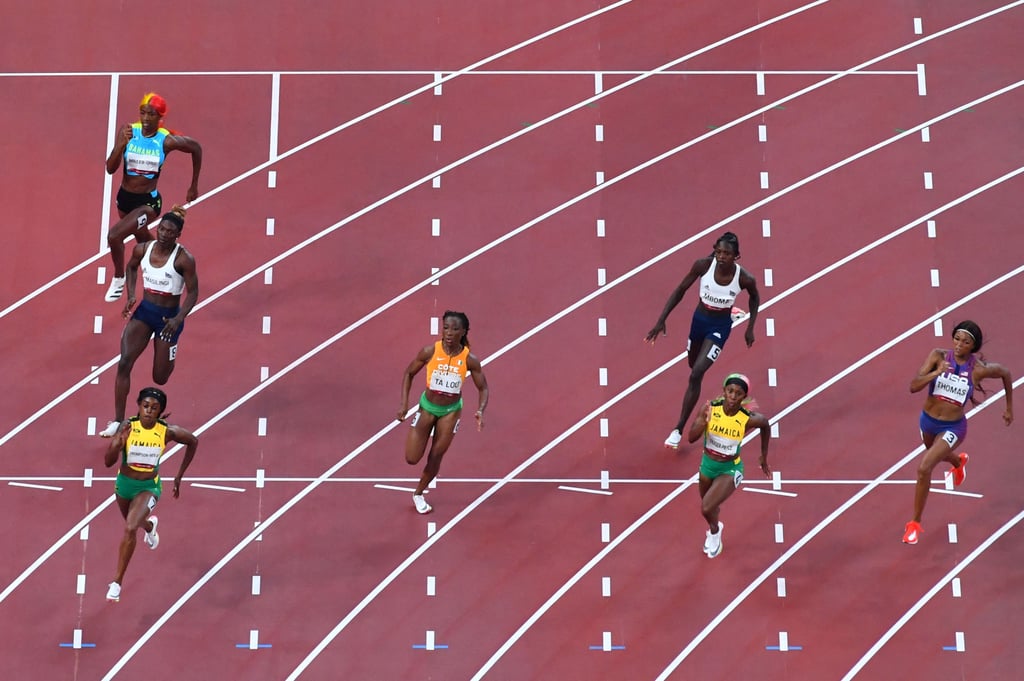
[
  {"left": 98, "top": 421, "right": 121, "bottom": 438},
  {"left": 144, "top": 515, "right": 160, "bottom": 550},
  {"left": 706, "top": 522, "right": 724, "bottom": 558},
  {"left": 106, "top": 582, "right": 121, "bottom": 602},
  {"left": 664, "top": 429, "right": 683, "bottom": 449},
  {"left": 412, "top": 494, "right": 432, "bottom": 514},
  {"left": 104, "top": 276, "right": 126, "bottom": 302}
]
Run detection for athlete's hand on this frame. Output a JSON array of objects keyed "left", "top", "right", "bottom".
[
  {"left": 172, "top": 478, "right": 182, "bottom": 499},
  {"left": 475, "top": 410, "right": 485, "bottom": 431},
  {"left": 396, "top": 407, "right": 408, "bottom": 422},
  {"left": 744, "top": 326, "right": 755, "bottom": 347},
  {"left": 759, "top": 456, "right": 771, "bottom": 476},
  {"left": 116, "top": 124, "right": 133, "bottom": 147},
  {"left": 122, "top": 296, "right": 136, "bottom": 320},
  {"left": 644, "top": 322, "right": 666, "bottom": 345},
  {"left": 159, "top": 317, "right": 182, "bottom": 342}
]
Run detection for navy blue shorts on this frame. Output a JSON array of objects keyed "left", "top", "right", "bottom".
[
  {"left": 919, "top": 410, "right": 967, "bottom": 449},
  {"left": 117, "top": 187, "right": 162, "bottom": 216},
  {"left": 131, "top": 299, "right": 184, "bottom": 344},
  {"left": 688, "top": 307, "right": 733, "bottom": 355}
]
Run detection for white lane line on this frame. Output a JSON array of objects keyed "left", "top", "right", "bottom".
[
  {"left": 655, "top": 373, "right": 1024, "bottom": 680},
  {"left": 3, "top": 0, "right": 636, "bottom": 321},
  {"left": 8, "top": 482, "right": 63, "bottom": 492},
  {"left": 269, "top": 72, "right": 281, "bottom": 160},
  {"left": 98, "top": 74, "right": 119, "bottom": 252},
  {"left": 5, "top": 160, "right": 1021, "bottom": 631},
  {"left": 557, "top": 486, "right": 613, "bottom": 496},
  {"left": 191, "top": 483, "right": 246, "bottom": 493},
  {"left": 6, "top": 22, "right": 1015, "bottom": 667},
  {"left": 842, "top": 510, "right": 1024, "bottom": 679},
  {"left": 7, "top": 3, "right": 1017, "bottom": 439},
  {"left": 6, "top": 133, "right": 1022, "bottom": 634},
  {"left": 743, "top": 487, "right": 797, "bottom": 498}
]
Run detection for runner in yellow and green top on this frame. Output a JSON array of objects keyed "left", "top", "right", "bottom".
[
  {"left": 103, "top": 387, "right": 199, "bottom": 602},
  {"left": 687, "top": 373, "right": 771, "bottom": 558}
]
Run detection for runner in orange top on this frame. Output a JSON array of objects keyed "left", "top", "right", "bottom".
[{"left": 398, "top": 310, "right": 489, "bottom": 514}]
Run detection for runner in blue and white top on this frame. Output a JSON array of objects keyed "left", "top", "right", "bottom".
[{"left": 645, "top": 232, "right": 761, "bottom": 450}]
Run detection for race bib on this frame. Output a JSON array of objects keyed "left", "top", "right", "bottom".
[
  {"left": 429, "top": 369, "right": 463, "bottom": 395},
  {"left": 933, "top": 372, "right": 970, "bottom": 405},
  {"left": 706, "top": 431, "right": 740, "bottom": 457},
  {"left": 125, "top": 149, "right": 161, "bottom": 176},
  {"left": 126, "top": 444, "right": 161, "bottom": 471}
]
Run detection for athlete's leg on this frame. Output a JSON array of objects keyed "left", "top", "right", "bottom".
[
  {"left": 700, "top": 473, "right": 739, "bottom": 531},
  {"left": 912, "top": 432, "right": 963, "bottom": 523},
  {"left": 112, "top": 491, "right": 156, "bottom": 586},
  {"left": 674, "top": 337, "right": 721, "bottom": 432},
  {"left": 405, "top": 410, "right": 438, "bottom": 467},
  {"left": 114, "top": 321, "right": 153, "bottom": 423},
  {"left": 413, "top": 410, "right": 461, "bottom": 496},
  {"left": 107, "top": 206, "right": 157, "bottom": 278}
]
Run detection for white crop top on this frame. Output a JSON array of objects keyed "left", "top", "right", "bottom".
[
  {"left": 141, "top": 242, "right": 186, "bottom": 296},
  {"left": 698, "top": 261, "right": 741, "bottom": 311}
]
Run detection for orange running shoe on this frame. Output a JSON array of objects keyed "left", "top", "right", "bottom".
[
  {"left": 947, "top": 452, "right": 969, "bottom": 487},
  {"left": 902, "top": 521, "right": 922, "bottom": 545}
]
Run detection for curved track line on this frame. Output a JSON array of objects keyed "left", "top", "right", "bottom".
[
  {"left": 6, "top": 0, "right": 1012, "bottom": 451},
  {"left": 652, "top": 375, "right": 1024, "bottom": 675},
  {"left": 2, "top": 92, "right": 1020, "bottom": 603},
  {"left": 841, "top": 507, "right": 1024, "bottom": 680},
  {"left": 285, "top": 226, "right": 1024, "bottom": 675},
  {"left": 4, "top": 49, "right": 1020, "bottom": 456},
  {"left": 0, "top": 0, "right": 633, "bottom": 319},
  {"left": 62, "top": 183, "right": 1021, "bottom": 679}
]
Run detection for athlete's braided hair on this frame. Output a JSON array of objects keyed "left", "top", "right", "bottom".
[
  {"left": 711, "top": 231, "right": 741, "bottom": 257},
  {"left": 160, "top": 205, "right": 187, "bottom": 232}
]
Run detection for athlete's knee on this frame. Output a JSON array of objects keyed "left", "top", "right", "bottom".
[
  {"left": 117, "top": 354, "right": 137, "bottom": 375},
  {"left": 916, "top": 459, "right": 936, "bottom": 481}
]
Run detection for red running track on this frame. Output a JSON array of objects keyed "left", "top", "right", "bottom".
[{"left": 1, "top": 1, "right": 1022, "bottom": 679}]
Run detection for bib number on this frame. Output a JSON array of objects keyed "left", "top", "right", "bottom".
[
  {"left": 429, "top": 369, "right": 462, "bottom": 394},
  {"left": 706, "top": 344, "right": 722, "bottom": 362},
  {"left": 941, "top": 430, "right": 959, "bottom": 448}
]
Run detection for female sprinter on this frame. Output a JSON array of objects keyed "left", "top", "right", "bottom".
[
  {"left": 99, "top": 206, "right": 198, "bottom": 438},
  {"left": 903, "top": 320, "right": 1013, "bottom": 544},
  {"left": 104, "top": 92, "right": 202, "bottom": 302},
  {"left": 104, "top": 387, "right": 199, "bottom": 602},
  {"left": 687, "top": 373, "right": 771, "bottom": 558},
  {"left": 398, "top": 310, "right": 489, "bottom": 514},
  {"left": 645, "top": 232, "right": 760, "bottom": 450}
]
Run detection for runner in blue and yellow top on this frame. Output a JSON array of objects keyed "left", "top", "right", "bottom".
[
  {"left": 398, "top": 310, "right": 489, "bottom": 514},
  {"left": 103, "top": 92, "right": 202, "bottom": 302},
  {"left": 103, "top": 387, "right": 199, "bottom": 602},
  {"left": 687, "top": 373, "right": 771, "bottom": 558}
]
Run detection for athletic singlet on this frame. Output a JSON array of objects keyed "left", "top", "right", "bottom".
[
  {"left": 703, "top": 399, "right": 751, "bottom": 458},
  {"left": 929, "top": 350, "right": 976, "bottom": 406},
  {"left": 142, "top": 242, "right": 185, "bottom": 296},
  {"left": 698, "top": 261, "right": 742, "bottom": 311},
  {"left": 122, "top": 416, "right": 168, "bottom": 473},
  {"left": 424, "top": 341, "right": 470, "bottom": 396},
  {"left": 124, "top": 123, "right": 169, "bottom": 179}
]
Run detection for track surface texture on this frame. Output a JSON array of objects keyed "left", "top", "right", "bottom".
[{"left": 0, "top": 1, "right": 1021, "bottom": 680}]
